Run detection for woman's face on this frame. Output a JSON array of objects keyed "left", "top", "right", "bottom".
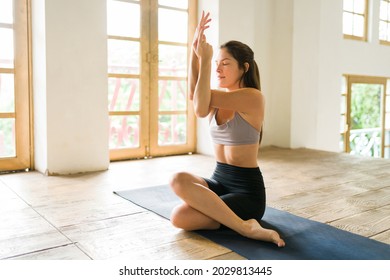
[{"left": 215, "top": 48, "right": 244, "bottom": 91}]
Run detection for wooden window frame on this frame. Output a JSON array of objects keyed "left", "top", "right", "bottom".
[
  {"left": 341, "top": 74, "right": 389, "bottom": 158},
  {"left": 107, "top": 0, "right": 197, "bottom": 161},
  {"left": 343, "top": 0, "right": 369, "bottom": 41},
  {"left": 379, "top": 0, "right": 390, "bottom": 45}
]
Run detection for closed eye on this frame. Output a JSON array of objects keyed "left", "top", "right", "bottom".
[{"left": 215, "top": 58, "right": 231, "bottom": 67}]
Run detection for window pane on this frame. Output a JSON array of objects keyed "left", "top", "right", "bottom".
[
  {"left": 387, "top": 22, "right": 390, "bottom": 40},
  {"left": 344, "top": 0, "right": 354, "bottom": 12},
  {"left": 159, "top": 44, "right": 187, "bottom": 77},
  {"left": 158, "top": 8, "right": 188, "bottom": 43},
  {"left": 385, "top": 130, "right": 390, "bottom": 145},
  {"left": 159, "top": 80, "right": 187, "bottom": 111},
  {"left": 353, "top": 14, "right": 365, "bottom": 37},
  {"left": 350, "top": 83, "right": 382, "bottom": 129},
  {"left": 354, "top": 0, "right": 365, "bottom": 14},
  {"left": 387, "top": 95, "right": 390, "bottom": 111},
  {"left": 0, "top": 118, "right": 16, "bottom": 158},
  {"left": 379, "top": 21, "right": 388, "bottom": 40},
  {"left": 107, "top": 0, "right": 140, "bottom": 38},
  {"left": 349, "top": 130, "right": 382, "bottom": 158},
  {"left": 386, "top": 113, "right": 390, "bottom": 129},
  {"left": 380, "top": 0, "right": 388, "bottom": 20},
  {"left": 108, "top": 78, "right": 140, "bottom": 111},
  {"left": 0, "top": 28, "right": 14, "bottom": 68},
  {"left": 158, "top": 114, "right": 187, "bottom": 145},
  {"left": 159, "top": 0, "right": 188, "bottom": 9},
  {"left": 387, "top": 80, "right": 390, "bottom": 94},
  {"left": 109, "top": 115, "right": 140, "bottom": 149},
  {"left": 385, "top": 147, "right": 390, "bottom": 159},
  {"left": 0, "top": 73, "right": 14, "bottom": 113},
  {"left": 0, "top": 0, "right": 13, "bottom": 24},
  {"left": 343, "top": 12, "right": 353, "bottom": 35},
  {"left": 388, "top": 1, "right": 390, "bottom": 18},
  {"left": 108, "top": 39, "right": 140, "bottom": 74}
]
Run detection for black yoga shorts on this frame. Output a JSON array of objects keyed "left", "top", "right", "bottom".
[{"left": 203, "top": 162, "right": 266, "bottom": 221}]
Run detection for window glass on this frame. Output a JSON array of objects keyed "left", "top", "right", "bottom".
[
  {"left": 107, "top": 0, "right": 140, "bottom": 38},
  {"left": 379, "top": 0, "right": 390, "bottom": 43},
  {"left": 0, "top": 0, "right": 13, "bottom": 24},
  {"left": 343, "top": 0, "right": 367, "bottom": 40},
  {"left": 159, "top": 0, "right": 188, "bottom": 9}
]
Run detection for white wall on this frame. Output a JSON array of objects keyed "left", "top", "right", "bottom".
[
  {"left": 197, "top": 0, "right": 390, "bottom": 154},
  {"left": 261, "top": 0, "right": 294, "bottom": 148},
  {"left": 315, "top": 0, "right": 343, "bottom": 151},
  {"left": 291, "top": 0, "right": 390, "bottom": 151},
  {"left": 290, "top": 0, "right": 322, "bottom": 149},
  {"left": 32, "top": 0, "right": 109, "bottom": 175},
  {"left": 31, "top": 0, "right": 48, "bottom": 173}
]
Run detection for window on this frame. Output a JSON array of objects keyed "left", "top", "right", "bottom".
[
  {"left": 343, "top": 0, "right": 368, "bottom": 40},
  {"left": 379, "top": 0, "right": 390, "bottom": 44},
  {"left": 107, "top": 0, "right": 197, "bottom": 161},
  {"left": 340, "top": 75, "right": 390, "bottom": 159}
]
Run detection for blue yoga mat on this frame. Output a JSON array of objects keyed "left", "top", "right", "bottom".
[{"left": 114, "top": 185, "right": 390, "bottom": 260}]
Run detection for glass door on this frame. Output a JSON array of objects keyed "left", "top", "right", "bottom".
[
  {"left": 149, "top": 0, "right": 196, "bottom": 156},
  {"left": 340, "top": 75, "right": 389, "bottom": 158},
  {"left": 0, "top": 0, "right": 31, "bottom": 171},
  {"left": 107, "top": 0, "right": 196, "bottom": 160},
  {"left": 107, "top": 0, "right": 147, "bottom": 160}
]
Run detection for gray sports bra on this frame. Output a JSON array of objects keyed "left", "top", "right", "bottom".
[{"left": 209, "top": 109, "right": 260, "bottom": 145}]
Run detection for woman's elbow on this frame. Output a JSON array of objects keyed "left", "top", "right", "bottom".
[{"left": 194, "top": 107, "right": 209, "bottom": 118}]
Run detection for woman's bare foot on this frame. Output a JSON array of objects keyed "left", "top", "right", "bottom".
[{"left": 240, "top": 219, "right": 285, "bottom": 247}]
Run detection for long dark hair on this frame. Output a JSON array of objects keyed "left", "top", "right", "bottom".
[
  {"left": 220, "top": 40, "right": 261, "bottom": 90},
  {"left": 220, "top": 40, "right": 263, "bottom": 143}
]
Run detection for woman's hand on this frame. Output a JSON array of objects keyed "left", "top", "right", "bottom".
[
  {"left": 192, "top": 11, "right": 212, "bottom": 59},
  {"left": 195, "top": 34, "right": 213, "bottom": 62}
]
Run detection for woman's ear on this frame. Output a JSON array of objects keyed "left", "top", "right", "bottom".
[{"left": 244, "top": 62, "right": 250, "bottom": 73}]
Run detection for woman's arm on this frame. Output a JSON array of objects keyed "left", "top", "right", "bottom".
[
  {"left": 189, "top": 11, "right": 212, "bottom": 117},
  {"left": 210, "top": 88, "right": 264, "bottom": 114},
  {"left": 188, "top": 48, "right": 198, "bottom": 101},
  {"left": 189, "top": 11, "right": 210, "bottom": 100},
  {"left": 193, "top": 55, "right": 212, "bottom": 117}
]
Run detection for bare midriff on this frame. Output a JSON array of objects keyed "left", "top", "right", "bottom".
[{"left": 213, "top": 143, "right": 259, "bottom": 168}]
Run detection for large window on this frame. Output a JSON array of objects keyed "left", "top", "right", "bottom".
[
  {"left": 0, "top": 0, "right": 31, "bottom": 172},
  {"left": 107, "top": 0, "right": 197, "bottom": 160},
  {"left": 379, "top": 0, "right": 390, "bottom": 44},
  {"left": 343, "top": 0, "right": 369, "bottom": 41},
  {"left": 340, "top": 75, "right": 390, "bottom": 159}
]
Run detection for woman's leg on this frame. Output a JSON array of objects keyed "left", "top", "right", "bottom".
[
  {"left": 169, "top": 172, "right": 285, "bottom": 247},
  {"left": 170, "top": 203, "right": 221, "bottom": 231}
]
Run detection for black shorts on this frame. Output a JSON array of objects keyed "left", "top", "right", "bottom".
[{"left": 203, "top": 162, "right": 266, "bottom": 221}]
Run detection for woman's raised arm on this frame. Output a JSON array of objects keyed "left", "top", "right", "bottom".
[
  {"left": 189, "top": 12, "right": 214, "bottom": 118},
  {"left": 189, "top": 11, "right": 211, "bottom": 101}
]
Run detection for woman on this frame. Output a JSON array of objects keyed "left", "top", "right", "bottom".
[{"left": 169, "top": 11, "right": 285, "bottom": 247}]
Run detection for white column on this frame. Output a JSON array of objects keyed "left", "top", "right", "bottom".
[{"left": 32, "top": 0, "right": 109, "bottom": 175}]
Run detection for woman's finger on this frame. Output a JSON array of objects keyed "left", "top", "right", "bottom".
[{"left": 199, "top": 11, "right": 211, "bottom": 30}]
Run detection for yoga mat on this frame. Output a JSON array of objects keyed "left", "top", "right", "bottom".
[{"left": 114, "top": 185, "right": 390, "bottom": 260}]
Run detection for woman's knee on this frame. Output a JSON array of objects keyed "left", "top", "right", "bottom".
[{"left": 169, "top": 172, "right": 191, "bottom": 196}]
